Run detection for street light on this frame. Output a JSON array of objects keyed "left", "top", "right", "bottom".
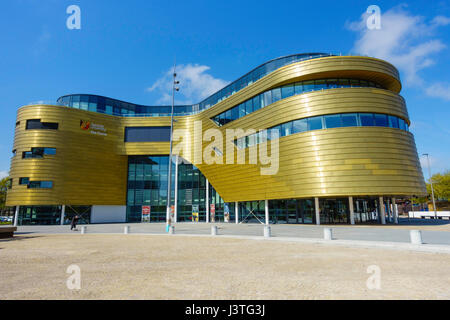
[
  {"left": 166, "top": 66, "right": 179, "bottom": 230},
  {"left": 423, "top": 153, "right": 437, "bottom": 219}
]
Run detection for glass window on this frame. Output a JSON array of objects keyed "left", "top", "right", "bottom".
[
  {"left": 294, "top": 82, "right": 304, "bottom": 94},
  {"left": 350, "top": 79, "right": 360, "bottom": 87},
  {"left": 281, "top": 84, "right": 295, "bottom": 99},
  {"left": 238, "top": 103, "right": 246, "bottom": 118},
  {"left": 327, "top": 79, "right": 338, "bottom": 89},
  {"left": 245, "top": 99, "right": 253, "bottom": 115},
  {"left": 252, "top": 95, "right": 261, "bottom": 112},
  {"left": 105, "top": 105, "right": 113, "bottom": 115},
  {"left": 231, "top": 106, "right": 239, "bottom": 121},
  {"left": 236, "top": 137, "right": 245, "bottom": 149},
  {"left": 272, "top": 88, "right": 281, "bottom": 103},
  {"left": 324, "top": 114, "right": 341, "bottom": 128},
  {"left": 308, "top": 116, "right": 323, "bottom": 130},
  {"left": 360, "top": 80, "right": 368, "bottom": 87},
  {"left": 40, "top": 181, "right": 53, "bottom": 189},
  {"left": 28, "top": 181, "right": 53, "bottom": 189},
  {"left": 315, "top": 79, "right": 327, "bottom": 90},
  {"left": 374, "top": 114, "right": 388, "bottom": 127},
  {"left": 88, "top": 102, "right": 97, "bottom": 112},
  {"left": 44, "top": 148, "right": 56, "bottom": 155},
  {"left": 398, "top": 118, "right": 406, "bottom": 130},
  {"left": 80, "top": 102, "right": 89, "bottom": 110},
  {"left": 218, "top": 112, "right": 225, "bottom": 126},
  {"left": 247, "top": 134, "right": 257, "bottom": 147},
  {"left": 270, "top": 125, "right": 282, "bottom": 140},
  {"left": 292, "top": 119, "right": 307, "bottom": 133},
  {"left": 281, "top": 122, "right": 293, "bottom": 136},
  {"left": 225, "top": 109, "right": 232, "bottom": 124},
  {"left": 389, "top": 115, "right": 399, "bottom": 128},
  {"left": 359, "top": 113, "right": 374, "bottom": 126},
  {"left": 263, "top": 91, "right": 272, "bottom": 107},
  {"left": 19, "top": 177, "right": 29, "bottom": 185},
  {"left": 303, "top": 80, "right": 314, "bottom": 92},
  {"left": 26, "top": 119, "right": 58, "bottom": 130},
  {"left": 341, "top": 113, "right": 358, "bottom": 127},
  {"left": 338, "top": 79, "right": 349, "bottom": 87}
]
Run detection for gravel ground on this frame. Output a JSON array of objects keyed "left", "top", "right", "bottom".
[{"left": 0, "top": 234, "right": 449, "bottom": 300}]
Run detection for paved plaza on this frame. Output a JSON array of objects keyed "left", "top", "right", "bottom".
[{"left": 15, "top": 218, "right": 450, "bottom": 246}]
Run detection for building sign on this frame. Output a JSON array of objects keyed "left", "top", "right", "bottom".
[
  {"left": 80, "top": 120, "right": 107, "bottom": 136},
  {"left": 224, "top": 203, "right": 230, "bottom": 223},
  {"left": 192, "top": 204, "right": 199, "bottom": 222},
  {"left": 141, "top": 206, "right": 150, "bottom": 223},
  {"left": 210, "top": 203, "right": 216, "bottom": 223}
]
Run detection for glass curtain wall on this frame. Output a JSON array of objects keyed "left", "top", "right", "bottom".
[
  {"left": 177, "top": 162, "right": 207, "bottom": 222},
  {"left": 319, "top": 198, "right": 350, "bottom": 224},
  {"left": 18, "top": 206, "right": 62, "bottom": 225},
  {"left": 127, "top": 156, "right": 226, "bottom": 223},
  {"left": 127, "top": 156, "right": 170, "bottom": 222},
  {"left": 208, "top": 186, "right": 235, "bottom": 222},
  {"left": 353, "top": 197, "right": 379, "bottom": 223},
  {"left": 269, "top": 199, "right": 315, "bottom": 224}
]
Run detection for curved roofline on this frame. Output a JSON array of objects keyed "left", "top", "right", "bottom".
[{"left": 57, "top": 52, "right": 333, "bottom": 109}]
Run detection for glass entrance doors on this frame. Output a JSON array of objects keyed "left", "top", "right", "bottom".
[{"left": 269, "top": 199, "right": 315, "bottom": 224}]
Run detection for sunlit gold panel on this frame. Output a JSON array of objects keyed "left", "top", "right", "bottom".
[{"left": 6, "top": 55, "right": 426, "bottom": 207}]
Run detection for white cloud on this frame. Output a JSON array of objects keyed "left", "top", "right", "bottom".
[
  {"left": 0, "top": 171, "right": 8, "bottom": 179},
  {"left": 425, "top": 82, "right": 450, "bottom": 101},
  {"left": 347, "top": 6, "right": 449, "bottom": 87},
  {"left": 148, "top": 64, "right": 229, "bottom": 104},
  {"left": 431, "top": 15, "right": 450, "bottom": 27}
]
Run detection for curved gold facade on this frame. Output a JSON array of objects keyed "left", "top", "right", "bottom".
[{"left": 6, "top": 55, "right": 426, "bottom": 209}]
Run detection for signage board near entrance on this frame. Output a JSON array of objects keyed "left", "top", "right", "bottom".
[
  {"left": 210, "top": 203, "right": 216, "bottom": 223},
  {"left": 142, "top": 206, "right": 150, "bottom": 223}
]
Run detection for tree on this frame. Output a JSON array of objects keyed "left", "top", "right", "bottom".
[
  {"left": 0, "top": 176, "right": 10, "bottom": 214},
  {"left": 427, "top": 171, "right": 450, "bottom": 201}
]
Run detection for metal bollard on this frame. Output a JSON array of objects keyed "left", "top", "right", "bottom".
[
  {"left": 169, "top": 226, "right": 175, "bottom": 235},
  {"left": 81, "top": 226, "right": 86, "bottom": 234},
  {"left": 264, "top": 226, "right": 271, "bottom": 238},
  {"left": 211, "top": 225, "right": 218, "bottom": 236},
  {"left": 124, "top": 226, "right": 130, "bottom": 234},
  {"left": 323, "top": 228, "right": 333, "bottom": 240},
  {"left": 410, "top": 230, "right": 422, "bottom": 245}
]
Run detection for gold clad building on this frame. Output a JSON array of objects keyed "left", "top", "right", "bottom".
[{"left": 7, "top": 53, "right": 426, "bottom": 225}]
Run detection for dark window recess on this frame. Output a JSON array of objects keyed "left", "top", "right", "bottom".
[
  {"left": 8, "top": 179, "right": 12, "bottom": 189},
  {"left": 22, "top": 148, "right": 56, "bottom": 159},
  {"left": 19, "top": 177, "right": 30, "bottom": 185},
  {"left": 28, "top": 181, "right": 53, "bottom": 189},
  {"left": 26, "top": 119, "right": 58, "bottom": 130},
  {"left": 15, "top": 121, "right": 20, "bottom": 127},
  {"left": 124, "top": 127, "right": 171, "bottom": 142}
]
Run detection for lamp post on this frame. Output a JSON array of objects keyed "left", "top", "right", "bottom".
[
  {"left": 166, "top": 65, "right": 179, "bottom": 229},
  {"left": 423, "top": 153, "right": 437, "bottom": 219}
]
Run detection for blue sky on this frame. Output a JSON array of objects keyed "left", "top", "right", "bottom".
[{"left": 0, "top": 0, "right": 449, "bottom": 180}]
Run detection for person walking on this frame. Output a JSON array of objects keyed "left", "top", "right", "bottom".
[{"left": 70, "top": 215, "right": 79, "bottom": 231}]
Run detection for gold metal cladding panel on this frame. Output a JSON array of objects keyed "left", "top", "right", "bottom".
[
  {"left": 7, "top": 56, "right": 424, "bottom": 206},
  {"left": 6, "top": 105, "right": 128, "bottom": 206},
  {"left": 197, "top": 128, "right": 426, "bottom": 201}
]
